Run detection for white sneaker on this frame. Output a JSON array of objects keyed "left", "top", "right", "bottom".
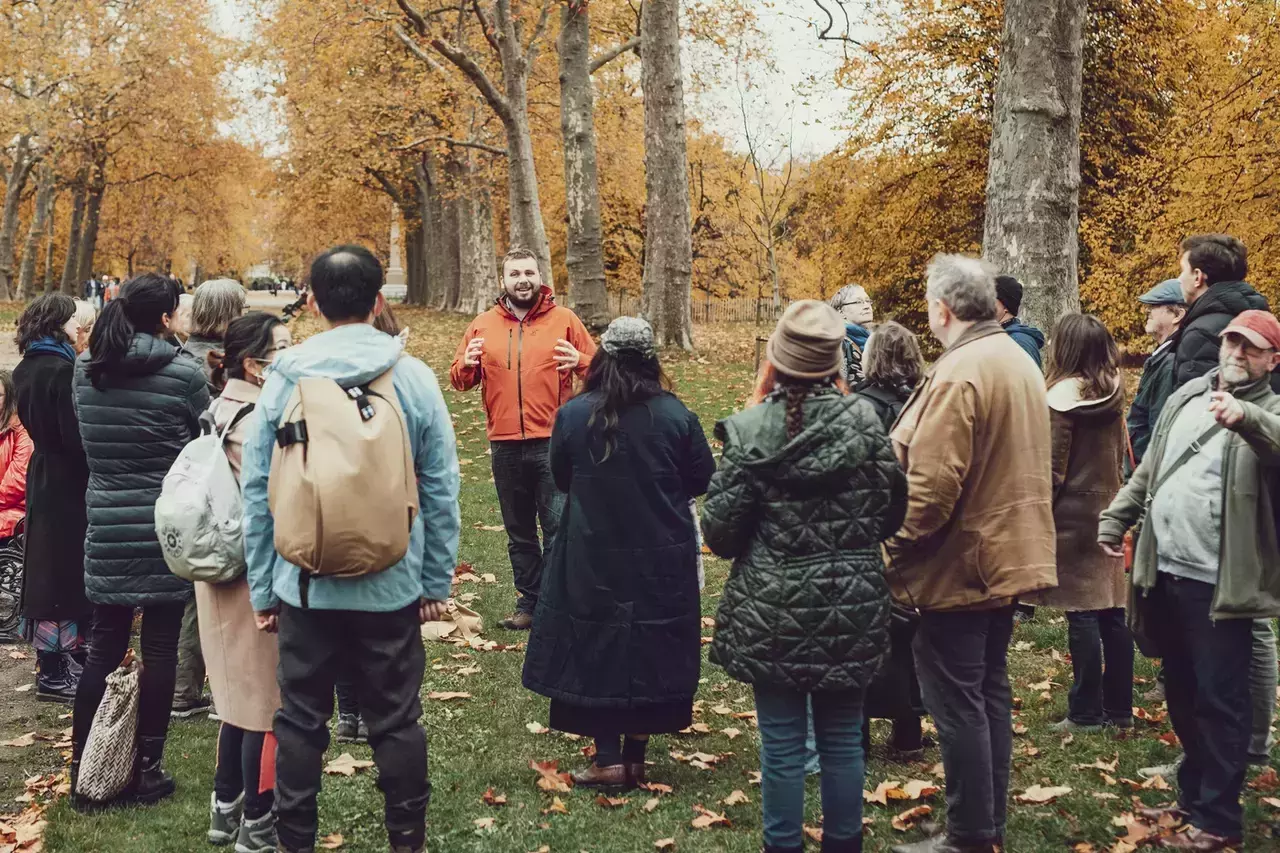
[{"left": 1138, "top": 754, "right": 1184, "bottom": 780}]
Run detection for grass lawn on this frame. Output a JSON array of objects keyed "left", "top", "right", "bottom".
[{"left": 24, "top": 308, "right": 1280, "bottom": 851}]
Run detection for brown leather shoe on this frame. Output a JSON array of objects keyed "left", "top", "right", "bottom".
[
  {"left": 572, "top": 762, "right": 630, "bottom": 789},
  {"left": 1136, "top": 805, "right": 1189, "bottom": 825},
  {"left": 626, "top": 762, "right": 646, "bottom": 787},
  {"left": 499, "top": 611, "right": 533, "bottom": 631},
  {"left": 1158, "top": 827, "right": 1242, "bottom": 851}
]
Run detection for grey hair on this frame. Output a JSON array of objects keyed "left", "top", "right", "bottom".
[
  {"left": 925, "top": 254, "right": 997, "bottom": 322},
  {"left": 72, "top": 299, "right": 97, "bottom": 334},
  {"left": 828, "top": 283, "right": 868, "bottom": 309},
  {"left": 191, "top": 278, "right": 247, "bottom": 337}
]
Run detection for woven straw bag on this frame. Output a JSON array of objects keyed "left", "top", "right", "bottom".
[{"left": 75, "top": 656, "right": 140, "bottom": 802}]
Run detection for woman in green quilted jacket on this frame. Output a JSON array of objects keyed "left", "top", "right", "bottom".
[{"left": 704, "top": 300, "right": 908, "bottom": 853}]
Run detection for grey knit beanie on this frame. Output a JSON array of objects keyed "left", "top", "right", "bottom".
[{"left": 600, "top": 316, "right": 656, "bottom": 359}]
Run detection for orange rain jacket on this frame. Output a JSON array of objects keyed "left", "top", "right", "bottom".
[{"left": 450, "top": 288, "right": 597, "bottom": 441}]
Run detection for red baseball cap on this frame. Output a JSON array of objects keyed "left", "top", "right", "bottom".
[{"left": 1221, "top": 309, "right": 1280, "bottom": 352}]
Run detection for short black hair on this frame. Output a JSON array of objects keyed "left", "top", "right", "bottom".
[
  {"left": 1180, "top": 234, "right": 1247, "bottom": 285},
  {"left": 309, "top": 245, "right": 382, "bottom": 321},
  {"left": 15, "top": 293, "right": 76, "bottom": 355}
]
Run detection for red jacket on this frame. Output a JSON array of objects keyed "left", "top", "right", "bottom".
[
  {"left": 450, "top": 289, "right": 596, "bottom": 441},
  {"left": 0, "top": 420, "right": 32, "bottom": 539}
]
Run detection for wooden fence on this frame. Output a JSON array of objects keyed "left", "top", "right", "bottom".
[{"left": 610, "top": 292, "right": 794, "bottom": 324}]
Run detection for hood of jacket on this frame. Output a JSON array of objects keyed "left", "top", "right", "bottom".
[
  {"left": 116, "top": 333, "right": 181, "bottom": 377},
  {"left": 1046, "top": 375, "right": 1124, "bottom": 423},
  {"left": 270, "top": 322, "right": 403, "bottom": 387},
  {"left": 1185, "top": 280, "right": 1267, "bottom": 324},
  {"left": 1002, "top": 318, "right": 1046, "bottom": 349}
]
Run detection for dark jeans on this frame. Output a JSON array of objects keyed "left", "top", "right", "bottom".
[
  {"left": 1150, "top": 575, "right": 1252, "bottom": 838},
  {"left": 913, "top": 605, "right": 1015, "bottom": 846},
  {"left": 490, "top": 439, "right": 563, "bottom": 614},
  {"left": 336, "top": 678, "right": 359, "bottom": 718},
  {"left": 274, "top": 603, "right": 429, "bottom": 851},
  {"left": 173, "top": 597, "right": 206, "bottom": 705},
  {"left": 72, "top": 602, "right": 185, "bottom": 762},
  {"left": 215, "top": 723, "right": 273, "bottom": 820},
  {"left": 1066, "top": 608, "right": 1134, "bottom": 726},
  {"left": 755, "top": 685, "right": 866, "bottom": 848}
]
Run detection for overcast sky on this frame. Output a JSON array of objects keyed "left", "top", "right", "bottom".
[{"left": 208, "top": 0, "right": 870, "bottom": 159}]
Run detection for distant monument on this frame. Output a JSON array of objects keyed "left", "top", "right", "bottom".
[{"left": 384, "top": 204, "right": 408, "bottom": 300}]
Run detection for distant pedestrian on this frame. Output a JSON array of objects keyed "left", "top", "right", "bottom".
[
  {"left": 523, "top": 317, "right": 715, "bottom": 790},
  {"left": 449, "top": 247, "right": 596, "bottom": 631},
  {"left": 1028, "top": 314, "right": 1132, "bottom": 734},
  {"left": 70, "top": 274, "right": 210, "bottom": 808},
  {"left": 994, "top": 275, "right": 1045, "bottom": 369},
  {"left": 888, "top": 256, "right": 1055, "bottom": 853},
  {"left": 829, "top": 283, "right": 874, "bottom": 384},
  {"left": 1099, "top": 310, "right": 1280, "bottom": 852},
  {"left": 706, "top": 300, "right": 907, "bottom": 853},
  {"left": 241, "top": 245, "right": 460, "bottom": 853},
  {"left": 14, "top": 295, "right": 91, "bottom": 705}
]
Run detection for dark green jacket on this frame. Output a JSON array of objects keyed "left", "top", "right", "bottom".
[
  {"left": 1125, "top": 340, "right": 1175, "bottom": 475},
  {"left": 1099, "top": 371, "right": 1280, "bottom": 621},
  {"left": 703, "top": 388, "right": 908, "bottom": 693}
]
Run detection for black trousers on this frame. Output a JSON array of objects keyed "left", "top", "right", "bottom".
[
  {"left": 1066, "top": 608, "right": 1134, "bottom": 726},
  {"left": 1150, "top": 575, "right": 1252, "bottom": 838},
  {"left": 913, "top": 605, "right": 1016, "bottom": 846},
  {"left": 489, "top": 439, "right": 563, "bottom": 615},
  {"left": 274, "top": 603, "right": 429, "bottom": 851},
  {"left": 215, "top": 723, "right": 273, "bottom": 820},
  {"left": 72, "top": 602, "right": 185, "bottom": 762}
]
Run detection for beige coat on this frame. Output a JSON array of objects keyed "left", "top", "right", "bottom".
[
  {"left": 1029, "top": 377, "right": 1126, "bottom": 611},
  {"left": 886, "top": 322, "right": 1057, "bottom": 611},
  {"left": 195, "top": 378, "right": 280, "bottom": 732}
]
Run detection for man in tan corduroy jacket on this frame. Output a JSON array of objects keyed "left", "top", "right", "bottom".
[{"left": 887, "top": 255, "right": 1056, "bottom": 853}]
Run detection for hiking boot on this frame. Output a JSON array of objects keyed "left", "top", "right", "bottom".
[
  {"left": 171, "top": 694, "right": 212, "bottom": 719},
  {"left": 1143, "top": 681, "right": 1166, "bottom": 703},
  {"left": 1106, "top": 716, "right": 1135, "bottom": 730},
  {"left": 35, "top": 651, "right": 77, "bottom": 705},
  {"left": 821, "top": 835, "right": 864, "bottom": 853},
  {"left": 133, "top": 736, "right": 176, "bottom": 804},
  {"left": 1139, "top": 755, "right": 1184, "bottom": 780},
  {"left": 208, "top": 791, "right": 243, "bottom": 846},
  {"left": 572, "top": 762, "right": 630, "bottom": 790},
  {"left": 335, "top": 713, "right": 360, "bottom": 743},
  {"left": 1157, "top": 826, "right": 1241, "bottom": 851},
  {"left": 500, "top": 611, "right": 534, "bottom": 631},
  {"left": 892, "top": 835, "right": 1001, "bottom": 853},
  {"left": 1049, "top": 717, "right": 1103, "bottom": 734},
  {"left": 626, "top": 762, "right": 647, "bottom": 787},
  {"left": 1135, "top": 804, "right": 1188, "bottom": 824},
  {"left": 390, "top": 846, "right": 424, "bottom": 853},
  {"left": 234, "top": 811, "right": 279, "bottom": 853},
  {"left": 208, "top": 701, "right": 222, "bottom": 722}
]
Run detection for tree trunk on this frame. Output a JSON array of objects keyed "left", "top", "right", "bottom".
[
  {"left": 404, "top": 213, "right": 425, "bottom": 306},
  {"left": 0, "top": 135, "right": 35, "bottom": 300},
  {"left": 981, "top": 0, "right": 1086, "bottom": 333},
  {"left": 18, "top": 166, "right": 54, "bottom": 300},
  {"left": 42, "top": 189, "right": 58, "bottom": 293},
  {"left": 456, "top": 152, "right": 497, "bottom": 317},
  {"left": 640, "top": 0, "right": 694, "bottom": 349},
  {"left": 440, "top": 157, "right": 466, "bottom": 313},
  {"left": 75, "top": 177, "right": 106, "bottom": 286},
  {"left": 413, "top": 158, "right": 442, "bottom": 309},
  {"left": 60, "top": 181, "right": 87, "bottom": 295},
  {"left": 501, "top": 87, "right": 554, "bottom": 291},
  {"left": 558, "top": 0, "right": 611, "bottom": 332}
]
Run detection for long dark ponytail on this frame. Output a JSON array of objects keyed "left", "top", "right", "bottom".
[
  {"left": 584, "top": 347, "right": 671, "bottom": 462},
  {"left": 88, "top": 273, "right": 178, "bottom": 389}
]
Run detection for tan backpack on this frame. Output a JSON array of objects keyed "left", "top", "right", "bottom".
[{"left": 267, "top": 365, "right": 418, "bottom": 579}]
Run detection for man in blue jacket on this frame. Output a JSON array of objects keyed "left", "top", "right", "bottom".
[
  {"left": 242, "top": 245, "right": 460, "bottom": 853},
  {"left": 994, "top": 276, "right": 1045, "bottom": 369}
]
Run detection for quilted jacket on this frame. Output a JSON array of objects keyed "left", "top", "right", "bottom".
[
  {"left": 704, "top": 387, "right": 908, "bottom": 693},
  {"left": 73, "top": 334, "right": 208, "bottom": 606}
]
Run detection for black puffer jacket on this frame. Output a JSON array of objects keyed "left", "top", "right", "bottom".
[
  {"left": 704, "top": 387, "right": 907, "bottom": 693},
  {"left": 73, "top": 334, "right": 209, "bottom": 606},
  {"left": 1170, "top": 281, "right": 1268, "bottom": 389}
]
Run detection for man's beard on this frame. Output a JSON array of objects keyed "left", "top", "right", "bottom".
[
  {"left": 1219, "top": 359, "right": 1253, "bottom": 388},
  {"left": 506, "top": 286, "right": 538, "bottom": 309}
]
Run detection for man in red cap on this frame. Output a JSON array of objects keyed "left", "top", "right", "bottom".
[{"left": 1098, "top": 309, "right": 1280, "bottom": 851}]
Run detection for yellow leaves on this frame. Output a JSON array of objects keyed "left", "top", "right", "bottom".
[
  {"left": 891, "top": 805, "right": 932, "bottom": 832},
  {"left": 690, "top": 804, "right": 731, "bottom": 829},
  {"left": 864, "top": 779, "right": 939, "bottom": 805},
  {"left": 1014, "top": 785, "right": 1072, "bottom": 804},
  {"left": 530, "top": 760, "right": 573, "bottom": 794},
  {"left": 323, "top": 753, "right": 373, "bottom": 777},
  {"left": 721, "top": 789, "right": 750, "bottom": 806},
  {"left": 319, "top": 833, "right": 344, "bottom": 849}
]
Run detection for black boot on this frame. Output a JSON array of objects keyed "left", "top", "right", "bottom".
[
  {"left": 67, "top": 649, "right": 86, "bottom": 679},
  {"left": 133, "top": 736, "right": 176, "bottom": 804},
  {"left": 35, "top": 651, "right": 76, "bottom": 704},
  {"left": 822, "top": 834, "right": 864, "bottom": 853},
  {"left": 763, "top": 845, "right": 804, "bottom": 853}
]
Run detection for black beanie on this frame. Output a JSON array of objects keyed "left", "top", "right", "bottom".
[{"left": 994, "top": 275, "right": 1023, "bottom": 317}]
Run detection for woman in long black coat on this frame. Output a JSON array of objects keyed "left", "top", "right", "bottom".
[
  {"left": 522, "top": 317, "right": 715, "bottom": 791},
  {"left": 13, "top": 294, "right": 92, "bottom": 704}
]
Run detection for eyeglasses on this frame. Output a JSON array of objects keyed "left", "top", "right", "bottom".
[{"left": 838, "top": 299, "right": 872, "bottom": 308}]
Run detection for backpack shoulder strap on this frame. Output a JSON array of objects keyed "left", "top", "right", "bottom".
[
  {"left": 228, "top": 402, "right": 256, "bottom": 432},
  {"left": 1148, "top": 423, "right": 1224, "bottom": 500}
]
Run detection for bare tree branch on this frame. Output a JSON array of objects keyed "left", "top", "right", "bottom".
[
  {"left": 430, "top": 36, "right": 513, "bottom": 122},
  {"left": 525, "top": 0, "right": 554, "bottom": 60},
  {"left": 394, "top": 0, "right": 429, "bottom": 35},
  {"left": 393, "top": 25, "right": 449, "bottom": 74},
  {"left": 395, "top": 135, "right": 507, "bottom": 156},
  {"left": 590, "top": 35, "right": 640, "bottom": 73},
  {"left": 472, "top": 0, "right": 502, "bottom": 57}
]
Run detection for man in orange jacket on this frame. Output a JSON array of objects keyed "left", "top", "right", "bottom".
[{"left": 450, "top": 247, "right": 597, "bottom": 630}]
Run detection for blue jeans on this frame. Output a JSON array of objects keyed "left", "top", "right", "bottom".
[{"left": 754, "top": 685, "right": 866, "bottom": 848}]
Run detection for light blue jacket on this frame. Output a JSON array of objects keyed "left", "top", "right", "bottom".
[{"left": 241, "top": 323, "right": 461, "bottom": 613}]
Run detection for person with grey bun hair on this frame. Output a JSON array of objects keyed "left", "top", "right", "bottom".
[
  {"left": 523, "top": 317, "right": 715, "bottom": 792},
  {"left": 887, "top": 254, "right": 1055, "bottom": 853},
  {"left": 181, "top": 279, "right": 247, "bottom": 395}
]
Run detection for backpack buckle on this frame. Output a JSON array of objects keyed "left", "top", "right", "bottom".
[
  {"left": 276, "top": 420, "right": 309, "bottom": 448},
  {"left": 346, "top": 386, "right": 376, "bottom": 422}
]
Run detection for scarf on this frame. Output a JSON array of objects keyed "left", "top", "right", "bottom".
[
  {"left": 25, "top": 337, "right": 76, "bottom": 363},
  {"left": 844, "top": 322, "right": 870, "bottom": 350}
]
